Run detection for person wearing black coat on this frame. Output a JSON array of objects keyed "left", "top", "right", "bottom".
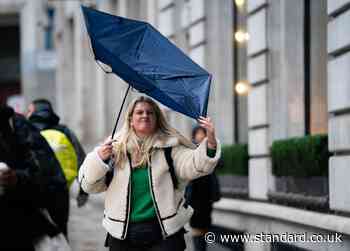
[
  {"left": 15, "top": 112, "right": 70, "bottom": 237},
  {"left": 187, "top": 126, "right": 223, "bottom": 251},
  {"left": 0, "top": 105, "right": 59, "bottom": 250},
  {"left": 14, "top": 114, "right": 67, "bottom": 194}
]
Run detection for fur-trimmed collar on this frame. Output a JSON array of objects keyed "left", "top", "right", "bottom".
[
  {"left": 113, "top": 130, "right": 196, "bottom": 150},
  {"left": 153, "top": 132, "right": 196, "bottom": 149}
]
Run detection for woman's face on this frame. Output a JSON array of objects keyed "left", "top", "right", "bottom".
[
  {"left": 194, "top": 128, "right": 206, "bottom": 144},
  {"left": 130, "top": 102, "right": 157, "bottom": 138}
]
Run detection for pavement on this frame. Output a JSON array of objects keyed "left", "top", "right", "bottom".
[{"left": 68, "top": 182, "right": 108, "bottom": 251}]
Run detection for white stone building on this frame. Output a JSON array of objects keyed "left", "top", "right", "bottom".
[
  {"left": 1, "top": 0, "right": 350, "bottom": 250},
  {"left": 0, "top": 0, "right": 233, "bottom": 147}
]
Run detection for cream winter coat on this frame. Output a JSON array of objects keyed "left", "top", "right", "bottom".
[{"left": 78, "top": 133, "right": 221, "bottom": 240}]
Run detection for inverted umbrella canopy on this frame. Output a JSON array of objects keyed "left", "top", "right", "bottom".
[{"left": 81, "top": 6, "right": 212, "bottom": 121}]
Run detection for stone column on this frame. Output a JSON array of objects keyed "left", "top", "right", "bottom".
[
  {"left": 248, "top": 0, "right": 307, "bottom": 201},
  {"left": 268, "top": 0, "right": 305, "bottom": 141},
  {"left": 205, "top": 0, "right": 234, "bottom": 144},
  {"left": 247, "top": 0, "right": 273, "bottom": 204},
  {"left": 79, "top": 6, "right": 100, "bottom": 146},
  {"left": 327, "top": 0, "right": 350, "bottom": 213},
  {"left": 55, "top": 3, "right": 77, "bottom": 128},
  {"left": 20, "top": 0, "right": 58, "bottom": 108},
  {"left": 20, "top": 0, "right": 40, "bottom": 105},
  {"left": 72, "top": 4, "right": 86, "bottom": 140}
]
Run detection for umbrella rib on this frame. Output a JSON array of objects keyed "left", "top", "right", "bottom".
[
  {"left": 177, "top": 78, "right": 198, "bottom": 116},
  {"left": 134, "top": 25, "right": 148, "bottom": 60}
]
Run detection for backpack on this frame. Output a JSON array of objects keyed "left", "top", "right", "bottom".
[{"left": 41, "top": 129, "right": 78, "bottom": 188}]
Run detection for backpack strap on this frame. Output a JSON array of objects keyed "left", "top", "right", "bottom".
[{"left": 164, "top": 147, "right": 178, "bottom": 190}]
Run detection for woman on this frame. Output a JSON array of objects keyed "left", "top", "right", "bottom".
[
  {"left": 187, "top": 126, "right": 223, "bottom": 251},
  {"left": 79, "top": 96, "right": 221, "bottom": 251}
]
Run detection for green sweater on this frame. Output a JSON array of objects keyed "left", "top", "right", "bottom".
[
  {"left": 130, "top": 165, "right": 156, "bottom": 222},
  {"left": 129, "top": 148, "right": 217, "bottom": 223}
]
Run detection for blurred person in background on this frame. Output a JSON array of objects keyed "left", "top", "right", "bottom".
[
  {"left": 14, "top": 104, "right": 68, "bottom": 237},
  {"left": 27, "top": 98, "right": 89, "bottom": 236},
  {"left": 187, "top": 125, "right": 223, "bottom": 251},
  {"left": 0, "top": 104, "right": 59, "bottom": 250}
]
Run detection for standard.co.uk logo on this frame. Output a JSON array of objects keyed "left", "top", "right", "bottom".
[{"left": 204, "top": 232, "right": 343, "bottom": 244}]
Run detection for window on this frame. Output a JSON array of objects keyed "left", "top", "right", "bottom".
[
  {"left": 305, "top": 0, "right": 328, "bottom": 135},
  {"left": 233, "top": 0, "right": 248, "bottom": 144},
  {"left": 44, "top": 7, "right": 55, "bottom": 50}
]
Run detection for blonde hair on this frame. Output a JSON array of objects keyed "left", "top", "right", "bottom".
[{"left": 112, "top": 96, "right": 180, "bottom": 168}]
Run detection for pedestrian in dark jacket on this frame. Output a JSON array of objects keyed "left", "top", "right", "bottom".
[
  {"left": 188, "top": 126, "right": 223, "bottom": 251},
  {"left": 0, "top": 105, "right": 59, "bottom": 250},
  {"left": 27, "top": 98, "right": 89, "bottom": 236},
  {"left": 15, "top": 112, "right": 69, "bottom": 237},
  {"left": 13, "top": 114, "right": 67, "bottom": 194}
]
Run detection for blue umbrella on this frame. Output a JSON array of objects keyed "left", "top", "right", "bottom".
[{"left": 81, "top": 6, "right": 212, "bottom": 137}]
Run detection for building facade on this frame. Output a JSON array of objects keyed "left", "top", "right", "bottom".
[
  {"left": 212, "top": 0, "right": 350, "bottom": 251},
  {"left": 1, "top": 0, "right": 350, "bottom": 250},
  {"left": 0, "top": 0, "right": 234, "bottom": 147}
]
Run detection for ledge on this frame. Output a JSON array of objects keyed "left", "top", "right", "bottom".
[{"left": 213, "top": 198, "right": 350, "bottom": 235}]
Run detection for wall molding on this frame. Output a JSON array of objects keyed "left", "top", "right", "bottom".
[{"left": 214, "top": 198, "right": 350, "bottom": 235}]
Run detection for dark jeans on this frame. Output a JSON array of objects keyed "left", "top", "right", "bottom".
[
  {"left": 106, "top": 219, "right": 186, "bottom": 251},
  {"left": 192, "top": 235, "right": 207, "bottom": 251},
  {"left": 189, "top": 203, "right": 212, "bottom": 229}
]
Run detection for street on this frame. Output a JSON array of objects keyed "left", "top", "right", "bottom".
[{"left": 68, "top": 182, "right": 107, "bottom": 251}]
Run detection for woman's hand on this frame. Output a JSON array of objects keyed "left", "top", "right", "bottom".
[
  {"left": 97, "top": 137, "right": 116, "bottom": 161},
  {"left": 197, "top": 116, "right": 217, "bottom": 149}
]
